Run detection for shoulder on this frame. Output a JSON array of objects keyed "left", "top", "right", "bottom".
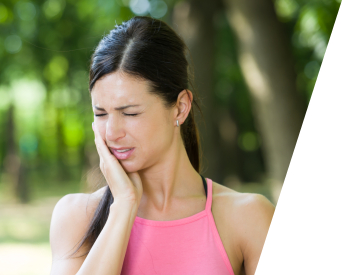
[
  {"left": 50, "top": 186, "right": 107, "bottom": 226},
  {"left": 50, "top": 186, "right": 107, "bottom": 259},
  {"left": 211, "top": 182, "right": 274, "bottom": 273},
  {"left": 211, "top": 181, "right": 275, "bottom": 249},
  {"left": 212, "top": 181, "right": 274, "bottom": 219}
]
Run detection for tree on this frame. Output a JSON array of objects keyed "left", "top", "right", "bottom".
[
  {"left": 172, "top": 0, "right": 233, "bottom": 181},
  {"left": 223, "top": 0, "right": 308, "bottom": 201}
]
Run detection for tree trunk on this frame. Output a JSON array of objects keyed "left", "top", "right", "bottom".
[
  {"left": 223, "top": 0, "right": 307, "bottom": 201},
  {"left": 3, "top": 104, "right": 29, "bottom": 203},
  {"left": 172, "top": 0, "right": 227, "bottom": 182}
]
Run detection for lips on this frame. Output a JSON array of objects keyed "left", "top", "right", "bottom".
[
  {"left": 110, "top": 147, "right": 134, "bottom": 150},
  {"left": 109, "top": 147, "right": 135, "bottom": 160}
]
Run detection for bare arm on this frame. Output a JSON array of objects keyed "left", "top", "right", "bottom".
[
  {"left": 236, "top": 194, "right": 275, "bottom": 275},
  {"left": 50, "top": 193, "right": 89, "bottom": 275},
  {"left": 49, "top": 193, "right": 138, "bottom": 275},
  {"left": 76, "top": 200, "right": 138, "bottom": 275},
  {"left": 50, "top": 121, "right": 143, "bottom": 274}
]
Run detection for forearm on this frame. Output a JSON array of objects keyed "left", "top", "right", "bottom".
[{"left": 76, "top": 201, "right": 138, "bottom": 275}]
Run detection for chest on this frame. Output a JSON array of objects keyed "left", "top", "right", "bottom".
[{"left": 121, "top": 215, "right": 234, "bottom": 275}]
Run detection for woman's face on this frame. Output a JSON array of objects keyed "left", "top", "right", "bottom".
[{"left": 91, "top": 71, "right": 176, "bottom": 172}]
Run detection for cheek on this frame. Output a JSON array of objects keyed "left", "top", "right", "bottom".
[
  {"left": 137, "top": 116, "right": 173, "bottom": 152},
  {"left": 94, "top": 119, "right": 107, "bottom": 140}
]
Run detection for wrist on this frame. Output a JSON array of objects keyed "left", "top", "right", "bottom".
[{"left": 109, "top": 199, "right": 139, "bottom": 214}]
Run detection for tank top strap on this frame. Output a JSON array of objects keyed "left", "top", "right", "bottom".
[{"left": 205, "top": 178, "right": 213, "bottom": 212}]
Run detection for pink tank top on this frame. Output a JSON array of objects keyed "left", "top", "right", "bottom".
[{"left": 121, "top": 178, "right": 235, "bottom": 275}]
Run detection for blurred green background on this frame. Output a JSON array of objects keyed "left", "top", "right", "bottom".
[{"left": 0, "top": 0, "right": 340, "bottom": 274}]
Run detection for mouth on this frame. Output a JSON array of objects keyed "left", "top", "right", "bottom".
[{"left": 109, "top": 147, "right": 135, "bottom": 160}]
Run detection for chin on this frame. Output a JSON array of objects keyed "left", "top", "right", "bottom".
[{"left": 119, "top": 161, "right": 141, "bottom": 173}]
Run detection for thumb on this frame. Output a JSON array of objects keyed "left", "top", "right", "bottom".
[{"left": 127, "top": 172, "right": 143, "bottom": 192}]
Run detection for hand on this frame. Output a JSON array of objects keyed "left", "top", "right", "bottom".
[{"left": 92, "top": 122, "right": 143, "bottom": 206}]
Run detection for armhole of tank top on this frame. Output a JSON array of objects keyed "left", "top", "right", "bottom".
[{"left": 206, "top": 178, "right": 236, "bottom": 275}]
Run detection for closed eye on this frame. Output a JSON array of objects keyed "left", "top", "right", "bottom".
[
  {"left": 94, "top": 113, "right": 139, "bottom": 117},
  {"left": 123, "top": 113, "right": 139, "bottom": 116}
]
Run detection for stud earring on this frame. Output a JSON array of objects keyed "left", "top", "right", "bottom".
[{"left": 176, "top": 120, "right": 179, "bottom": 127}]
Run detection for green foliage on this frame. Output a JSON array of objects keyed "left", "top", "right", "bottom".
[
  {"left": 0, "top": 0, "right": 339, "bottom": 201},
  {"left": 0, "top": 0, "right": 172, "bottom": 201},
  {"left": 275, "top": 0, "right": 340, "bottom": 101}
]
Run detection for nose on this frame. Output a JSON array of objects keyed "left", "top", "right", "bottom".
[{"left": 105, "top": 115, "right": 126, "bottom": 142}]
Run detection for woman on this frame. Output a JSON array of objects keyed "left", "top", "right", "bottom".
[{"left": 50, "top": 16, "right": 275, "bottom": 275}]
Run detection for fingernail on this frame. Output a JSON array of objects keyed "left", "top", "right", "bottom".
[{"left": 92, "top": 122, "right": 94, "bottom": 131}]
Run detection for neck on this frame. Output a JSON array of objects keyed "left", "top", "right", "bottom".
[{"left": 137, "top": 137, "right": 203, "bottom": 213}]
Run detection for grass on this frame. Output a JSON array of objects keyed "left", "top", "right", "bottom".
[{"left": 0, "top": 196, "right": 61, "bottom": 275}]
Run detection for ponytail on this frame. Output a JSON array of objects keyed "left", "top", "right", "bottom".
[{"left": 68, "top": 15, "right": 203, "bottom": 258}]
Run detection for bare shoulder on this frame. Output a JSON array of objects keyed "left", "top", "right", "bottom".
[
  {"left": 211, "top": 181, "right": 275, "bottom": 272},
  {"left": 212, "top": 182, "right": 274, "bottom": 274},
  {"left": 50, "top": 188, "right": 105, "bottom": 259},
  {"left": 211, "top": 181, "right": 275, "bottom": 247},
  {"left": 211, "top": 181, "right": 275, "bottom": 220},
  {"left": 49, "top": 186, "right": 107, "bottom": 274}
]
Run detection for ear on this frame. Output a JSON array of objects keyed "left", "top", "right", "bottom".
[{"left": 174, "top": 89, "right": 193, "bottom": 126}]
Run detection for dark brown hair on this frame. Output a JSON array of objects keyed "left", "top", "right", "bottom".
[{"left": 70, "top": 15, "right": 203, "bottom": 257}]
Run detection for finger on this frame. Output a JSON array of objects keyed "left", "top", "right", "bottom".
[
  {"left": 127, "top": 172, "right": 142, "bottom": 193},
  {"left": 92, "top": 122, "right": 117, "bottom": 161},
  {"left": 99, "top": 157, "right": 104, "bottom": 172},
  {"left": 92, "top": 122, "right": 129, "bottom": 184}
]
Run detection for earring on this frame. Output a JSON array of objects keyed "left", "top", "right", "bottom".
[{"left": 176, "top": 120, "right": 179, "bottom": 127}]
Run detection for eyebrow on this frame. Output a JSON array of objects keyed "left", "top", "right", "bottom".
[{"left": 93, "top": 104, "right": 141, "bottom": 111}]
